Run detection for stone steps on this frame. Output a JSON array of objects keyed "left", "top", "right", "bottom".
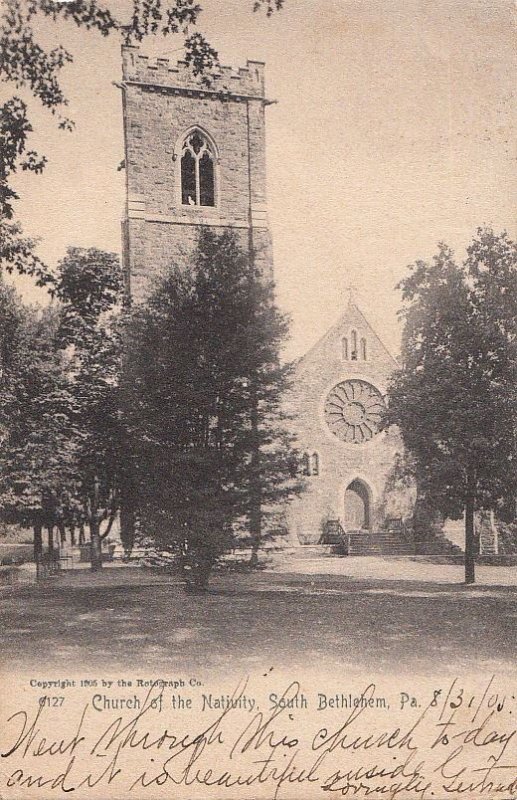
[
  {"left": 348, "top": 532, "right": 415, "bottom": 556},
  {"left": 295, "top": 533, "right": 416, "bottom": 557},
  {"left": 295, "top": 529, "right": 465, "bottom": 558}
]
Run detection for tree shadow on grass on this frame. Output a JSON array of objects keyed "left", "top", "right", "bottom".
[
  {"left": 210, "top": 571, "right": 517, "bottom": 598},
  {"left": 1, "top": 572, "right": 515, "bottom": 674}
]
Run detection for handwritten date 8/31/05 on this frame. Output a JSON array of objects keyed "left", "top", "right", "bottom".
[{"left": 431, "top": 675, "right": 507, "bottom": 720}]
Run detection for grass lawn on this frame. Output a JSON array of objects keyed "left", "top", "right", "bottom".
[{"left": 1, "top": 560, "right": 516, "bottom": 677}]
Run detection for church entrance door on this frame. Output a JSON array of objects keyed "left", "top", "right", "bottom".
[{"left": 344, "top": 479, "right": 371, "bottom": 531}]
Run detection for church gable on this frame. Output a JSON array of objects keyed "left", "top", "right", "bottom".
[
  {"left": 295, "top": 298, "right": 398, "bottom": 393},
  {"left": 285, "top": 296, "right": 399, "bottom": 456}
]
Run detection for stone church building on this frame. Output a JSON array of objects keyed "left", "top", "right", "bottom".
[
  {"left": 285, "top": 294, "right": 414, "bottom": 548},
  {"left": 119, "top": 48, "right": 500, "bottom": 556}
]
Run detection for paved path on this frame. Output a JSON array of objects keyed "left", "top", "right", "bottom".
[{"left": 267, "top": 552, "right": 517, "bottom": 585}]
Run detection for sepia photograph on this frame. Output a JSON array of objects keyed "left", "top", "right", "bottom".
[{"left": 0, "top": 0, "right": 516, "bottom": 797}]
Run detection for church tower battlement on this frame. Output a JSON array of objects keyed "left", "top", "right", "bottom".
[
  {"left": 122, "top": 47, "right": 266, "bottom": 97},
  {"left": 120, "top": 45, "right": 273, "bottom": 301}
]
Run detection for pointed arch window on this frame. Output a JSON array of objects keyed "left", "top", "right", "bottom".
[
  {"left": 342, "top": 337, "right": 348, "bottom": 360},
  {"left": 181, "top": 131, "right": 215, "bottom": 207}
]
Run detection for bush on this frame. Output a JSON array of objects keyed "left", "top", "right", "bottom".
[{"left": 497, "top": 521, "right": 517, "bottom": 555}]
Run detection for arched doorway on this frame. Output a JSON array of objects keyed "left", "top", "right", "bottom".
[{"left": 344, "top": 479, "right": 371, "bottom": 531}]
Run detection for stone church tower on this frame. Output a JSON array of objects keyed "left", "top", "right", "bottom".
[
  {"left": 120, "top": 45, "right": 273, "bottom": 300},
  {"left": 286, "top": 293, "right": 415, "bottom": 547}
]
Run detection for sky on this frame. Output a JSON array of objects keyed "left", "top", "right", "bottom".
[{"left": 3, "top": 0, "right": 516, "bottom": 360}]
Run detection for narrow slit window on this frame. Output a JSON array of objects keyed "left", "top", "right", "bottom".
[
  {"left": 302, "top": 453, "right": 310, "bottom": 476},
  {"left": 180, "top": 131, "right": 215, "bottom": 207},
  {"left": 342, "top": 337, "right": 348, "bottom": 360},
  {"left": 311, "top": 453, "right": 320, "bottom": 476},
  {"left": 351, "top": 330, "right": 358, "bottom": 361},
  {"left": 361, "top": 337, "right": 367, "bottom": 360}
]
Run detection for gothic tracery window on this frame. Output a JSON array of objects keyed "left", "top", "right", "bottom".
[
  {"left": 181, "top": 131, "right": 215, "bottom": 207},
  {"left": 302, "top": 452, "right": 320, "bottom": 476}
]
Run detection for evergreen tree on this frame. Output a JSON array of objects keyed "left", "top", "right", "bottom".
[
  {"left": 123, "top": 229, "right": 302, "bottom": 589},
  {"left": 387, "top": 228, "right": 517, "bottom": 583}
]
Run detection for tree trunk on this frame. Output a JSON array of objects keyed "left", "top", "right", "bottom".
[
  {"left": 47, "top": 525, "right": 58, "bottom": 574},
  {"left": 184, "top": 545, "right": 213, "bottom": 593},
  {"left": 89, "top": 476, "right": 103, "bottom": 571},
  {"left": 465, "top": 496, "right": 476, "bottom": 584},
  {"left": 47, "top": 525, "right": 55, "bottom": 555},
  {"left": 248, "top": 397, "right": 262, "bottom": 568},
  {"left": 120, "top": 504, "right": 136, "bottom": 560},
  {"left": 90, "top": 519, "right": 103, "bottom": 571},
  {"left": 34, "top": 522, "right": 43, "bottom": 579},
  {"left": 249, "top": 500, "right": 261, "bottom": 567},
  {"left": 58, "top": 521, "right": 66, "bottom": 545}
]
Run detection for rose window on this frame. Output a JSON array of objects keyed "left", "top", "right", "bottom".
[{"left": 324, "top": 380, "right": 385, "bottom": 444}]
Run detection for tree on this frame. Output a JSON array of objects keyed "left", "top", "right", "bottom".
[
  {"left": 123, "top": 229, "right": 302, "bottom": 589},
  {"left": 51, "top": 246, "right": 125, "bottom": 570},
  {"left": 0, "top": 247, "right": 132, "bottom": 572},
  {"left": 387, "top": 228, "right": 517, "bottom": 584},
  {"left": 0, "top": 279, "right": 80, "bottom": 568}
]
